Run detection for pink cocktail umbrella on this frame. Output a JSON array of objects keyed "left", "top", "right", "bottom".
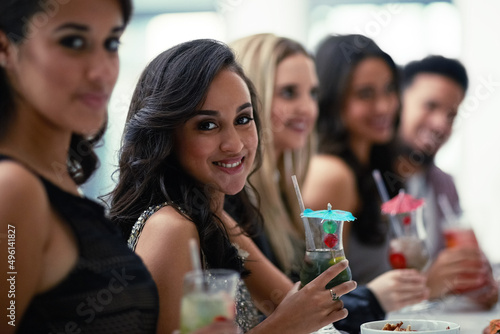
[
  {"left": 381, "top": 189, "right": 424, "bottom": 216},
  {"left": 383, "top": 190, "right": 427, "bottom": 270}
]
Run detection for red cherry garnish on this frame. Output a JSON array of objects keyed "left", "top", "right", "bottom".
[
  {"left": 324, "top": 234, "right": 338, "bottom": 248},
  {"left": 389, "top": 252, "right": 407, "bottom": 269},
  {"left": 403, "top": 216, "right": 411, "bottom": 225},
  {"left": 213, "top": 316, "right": 228, "bottom": 322}
]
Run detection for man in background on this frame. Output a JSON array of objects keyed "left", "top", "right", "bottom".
[{"left": 396, "top": 55, "right": 497, "bottom": 307}]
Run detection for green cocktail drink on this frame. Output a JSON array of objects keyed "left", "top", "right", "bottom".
[
  {"left": 294, "top": 197, "right": 356, "bottom": 334},
  {"left": 300, "top": 250, "right": 352, "bottom": 289}
]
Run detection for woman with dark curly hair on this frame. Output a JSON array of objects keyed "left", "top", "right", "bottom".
[{"left": 108, "top": 38, "right": 356, "bottom": 334}]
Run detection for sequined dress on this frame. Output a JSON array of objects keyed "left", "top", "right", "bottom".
[
  {"left": 128, "top": 203, "right": 261, "bottom": 332},
  {"left": 0, "top": 155, "right": 159, "bottom": 333}
]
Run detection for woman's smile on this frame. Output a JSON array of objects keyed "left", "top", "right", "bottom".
[{"left": 213, "top": 156, "right": 246, "bottom": 176}]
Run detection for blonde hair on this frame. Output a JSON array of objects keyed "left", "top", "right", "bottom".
[{"left": 230, "top": 33, "right": 315, "bottom": 274}]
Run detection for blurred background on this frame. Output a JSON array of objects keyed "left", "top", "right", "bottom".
[{"left": 83, "top": 0, "right": 500, "bottom": 263}]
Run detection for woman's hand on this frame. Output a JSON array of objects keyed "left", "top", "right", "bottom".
[
  {"left": 249, "top": 260, "right": 357, "bottom": 334},
  {"left": 367, "top": 269, "right": 429, "bottom": 312}
]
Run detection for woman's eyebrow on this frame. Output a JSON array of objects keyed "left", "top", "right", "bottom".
[
  {"left": 55, "top": 23, "right": 125, "bottom": 34},
  {"left": 237, "top": 102, "right": 252, "bottom": 113},
  {"left": 55, "top": 23, "right": 88, "bottom": 32},
  {"left": 197, "top": 102, "right": 252, "bottom": 116},
  {"left": 196, "top": 110, "right": 219, "bottom": 116}
]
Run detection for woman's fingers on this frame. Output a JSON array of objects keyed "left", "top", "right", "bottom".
[
  {"left": 329, "top": 280, "right": 358, "bottom": 299},
  {"left": 396, "top": 269, "right": 427, "bottom": 282},
  {"left": 396, "top": 288, "right": 429, "bottom": 302},
  {"left": 327, "top": 302, "right": 349, "bottom": 320},
  {"left": 306, "top": 260, "right": 357, "bottom": 303},
  {"left": 308, "top": 260, "right": 350, "bottom": 289}
]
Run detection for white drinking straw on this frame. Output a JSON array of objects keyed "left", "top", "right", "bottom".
[
  {"left": 372, "top": 169, "right": 403, "bottom": 236},
  {"left": 291, "top": 175, "right": 315, "bottom": 250},
  {"left": 189, "top": 238, "right": 202, "bottom": 273},
  {"left": 415, "top": 203, "right": 428, "bottom": 241},
  {"left": 188, "top": 239, "right": 204, "bottom": 291},
  {"left": 437, "top": 193, "right": 457, "bottom": 227}
]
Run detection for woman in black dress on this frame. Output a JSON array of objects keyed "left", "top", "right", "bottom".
[{"left": 0, "top": 1, "right": 161, "bottom": 333}]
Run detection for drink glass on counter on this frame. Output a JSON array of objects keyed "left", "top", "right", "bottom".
[{"left": 180, "top": 269, "right": 239, "bottom": 334}]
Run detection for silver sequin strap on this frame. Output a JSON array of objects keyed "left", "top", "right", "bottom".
[{"left": 127, "top": 202, "right": 170, "bottom": 251}]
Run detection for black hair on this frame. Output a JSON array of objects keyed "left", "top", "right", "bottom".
[
  {"left": 108, "top": 39, "right": 263, "bottom": 276},
  {"left": 402, "top": 55, "right": 468, "bottom": 92}
]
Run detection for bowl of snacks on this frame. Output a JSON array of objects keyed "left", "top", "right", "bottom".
[{"left": 360, "top": 320, "right": 460, "bottom": 334}]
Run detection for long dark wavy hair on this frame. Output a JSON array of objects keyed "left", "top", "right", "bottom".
[
  {"left": 314, "top": 34, "right": 400, "bottom": 245},
  {"left": 0, "top": 0, "right": 133, "bottom": 184},
  {"left": 108, "top": 39, "right": 263, "bottom": 276}
]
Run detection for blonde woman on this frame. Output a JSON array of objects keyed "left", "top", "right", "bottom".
[{"left": 227, "top": 33, "right": 318, "bottom": 277}]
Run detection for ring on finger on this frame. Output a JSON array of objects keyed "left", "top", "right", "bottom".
[{"left": 329, "top": 288, "right": 340, "bottom": 301}]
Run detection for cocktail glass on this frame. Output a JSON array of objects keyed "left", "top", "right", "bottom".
[
  {"left": 180, "top": 269, "right": 239, "bottom": 334},
  {"left": 443, "top": 220, "right": 488, "bottom": 294},
  {"left": 383, "top": 193, "right": 435, "bottom": 312},
  {"left": 437, "top": 194, "right": 488, "bottom": 295},
  {"left": 300, "top": 203, "right": 356, "bottom": 334},
  {"left": 388, "top": 207, "right": 430, "bottom": 271}
]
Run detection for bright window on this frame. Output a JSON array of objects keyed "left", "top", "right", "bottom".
[{"left": 307, "top": 2, "right": 461, "bottom": 65}]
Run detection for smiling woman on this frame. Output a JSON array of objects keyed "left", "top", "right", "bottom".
[
  {"left": 0, "top": 1, "right": 162, "bottom": 334},
  {"left": 108, "top": 39, "right": 265, "bottom": 333},
  {"left": 108, "top": 38, "right": 357, "bottom": 334}
]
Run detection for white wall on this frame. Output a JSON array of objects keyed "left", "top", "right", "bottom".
[
  {"left": 219, "top": 0, "right": 309, "bottom": 44},
  {"left": 436, "top": 0, "right": 500, "bottom": 263}
]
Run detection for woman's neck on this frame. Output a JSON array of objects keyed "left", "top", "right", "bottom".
[
  {"left": 349, "top": 137, "right": 372, "bottom": 166},
  {"left": 0, "top": 111, "right": 76, "bottom": 192},
  {"left": 210, "top": 191, "right": 226, "bottom": 215}
]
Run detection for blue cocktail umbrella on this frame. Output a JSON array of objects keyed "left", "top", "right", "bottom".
[{"left": 301, "top": 203, "right": 356, "bottom": 222}]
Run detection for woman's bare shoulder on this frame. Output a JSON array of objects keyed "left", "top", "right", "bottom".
[
  {"left": 135, "top": 205, "right": 199, "bottom": 253},
  {"left": 147, "top": 205, "right": 197, "bottom": 232},
  {"left": 307, "top": 154, "right": 356, "bottom": 186},
  {"left": 0, "top": 161, "right": 51, "bottom": 230},
  {"left": 0, "top": 160, "right": 53, "bottom": 323},
  {"left": 303, "top": 154, "right": 358, "bottom": 212}
]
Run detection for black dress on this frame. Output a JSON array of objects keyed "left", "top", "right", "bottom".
[{"left": 0, "top": 155, "right": 159, "bottom": 333}]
